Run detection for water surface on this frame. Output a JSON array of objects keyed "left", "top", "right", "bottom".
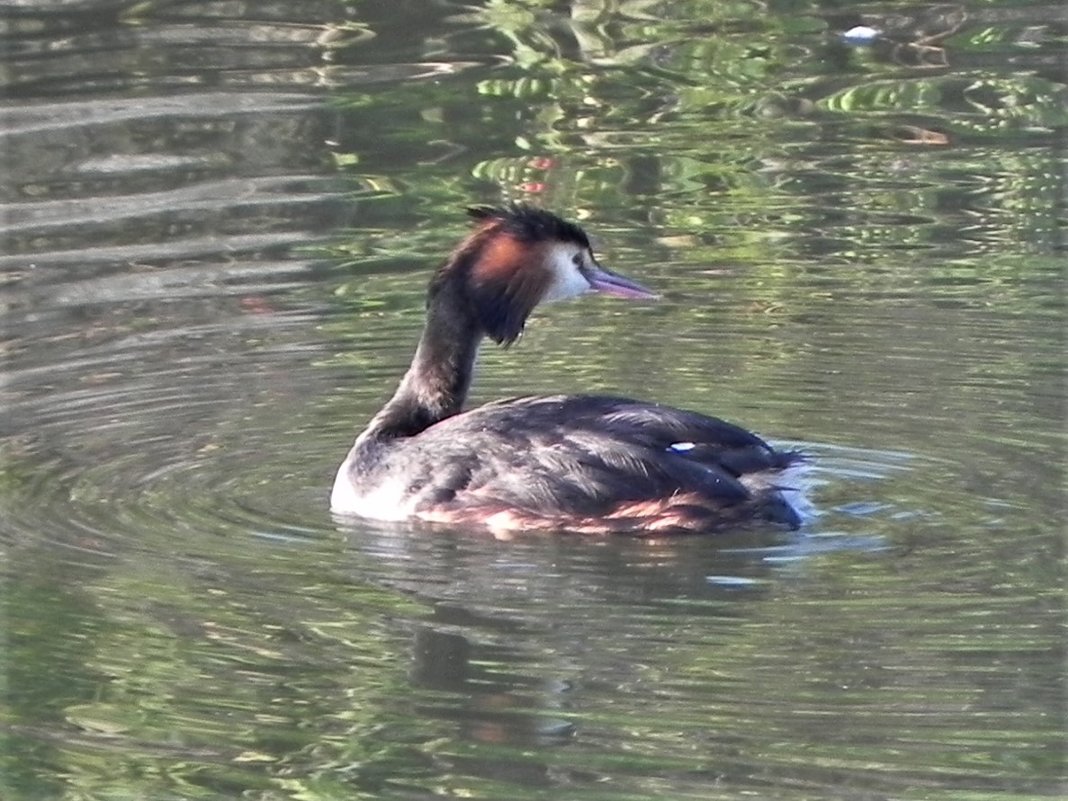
[{"left": 1, "top": 1, "right": 1064, "bottom": 799}]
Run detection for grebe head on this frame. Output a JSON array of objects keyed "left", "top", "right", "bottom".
[{"left": 432, "top": 205, "right": 657, "bottom": 345}]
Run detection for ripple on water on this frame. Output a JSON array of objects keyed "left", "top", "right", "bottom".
[
  {"left": 1, "top": 292, "right": 927, "bottom": 570},
  {"left": 1, "top": 298, "right": 336, "bottom": 567},
  {"left": 2, "top": 259, "right": 1056, "bottom": 801},
  {"left": 0, "top": 0, "right": 1062, "bottom": 795}
]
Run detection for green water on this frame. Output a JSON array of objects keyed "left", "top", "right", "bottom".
[{"left": 1, "top": 0, "right": 1064, "bottom": 799}]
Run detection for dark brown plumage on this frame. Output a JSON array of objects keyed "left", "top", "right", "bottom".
[{"left": 331, "top": 206, "right": 803, "bottom": 534}]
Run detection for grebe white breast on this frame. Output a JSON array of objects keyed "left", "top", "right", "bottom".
[{"left": 331, "top": 205, "right": 802, "bottom": 534}]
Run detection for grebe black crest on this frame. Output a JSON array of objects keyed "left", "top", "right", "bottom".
[{"left": 331, "top": 205, "right": 803, "bottom": 535}]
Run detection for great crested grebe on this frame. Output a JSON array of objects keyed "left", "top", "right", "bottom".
[{"left": 331, "top": 205, "right": 802, "bottom": 534}]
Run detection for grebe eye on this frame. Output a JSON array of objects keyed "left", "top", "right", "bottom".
[{"left": 572, "top": 252, "right": 584, "bottom": 267}]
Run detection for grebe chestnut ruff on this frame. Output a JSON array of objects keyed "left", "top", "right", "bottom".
[{"left": 331, "top": 205, "right": 802, "bottom": 534}]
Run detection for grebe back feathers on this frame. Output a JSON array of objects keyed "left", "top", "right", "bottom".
[{"left": 331, "top": 205, "right": 802, "bottom": 534}]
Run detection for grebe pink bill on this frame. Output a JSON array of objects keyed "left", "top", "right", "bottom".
[{"left": 331, "top": 205, "right": 802, "bottom": 536}]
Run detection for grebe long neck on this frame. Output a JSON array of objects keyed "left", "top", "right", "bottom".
[
  {"left": 362, "top": 279, "right": 482, "bottom": 442},
  {"left": 354, "top": 204, "right": 656, "bottom": 446}
]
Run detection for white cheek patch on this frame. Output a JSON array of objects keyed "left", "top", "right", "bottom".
[
  {"left": 541, "top": 244, "right": 592, "bottom": 302},
  {"left": 668, "top": 441, "right": 696, "bottom": 453}
]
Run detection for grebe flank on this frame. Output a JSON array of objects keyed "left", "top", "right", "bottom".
[{"left": 331, "top": 205, "right": 802, "bottom": 534}]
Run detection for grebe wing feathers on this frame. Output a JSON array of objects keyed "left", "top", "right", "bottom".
[
  {"left": 470, "top": 394, "right": 796, "bottom": 477},
  {"left": 355, "top": 395, "right": 800, "bottom": 529}
]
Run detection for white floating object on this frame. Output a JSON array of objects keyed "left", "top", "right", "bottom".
[{"left": 842, "top": 25, "right": 881, "bottom": 44}]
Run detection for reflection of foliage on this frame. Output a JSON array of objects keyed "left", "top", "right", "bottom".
[
  {"left": 4, "top": 0, "right": 1064, "bottom": 799},
  {"left": 1, "top": 528, "right": 435, "bottom": 799},
  {"left": 318, "top": 0, "right": 1064, "bottom": 462},
  {"left": 819, "top": 74, "right": 1068, "bottom": 137},
  {"left": 1, "top": 561, "right": 101, "bottom": 799},
  {"left": 323, "top": 0, "right": 1063, "bottom": 274}
]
